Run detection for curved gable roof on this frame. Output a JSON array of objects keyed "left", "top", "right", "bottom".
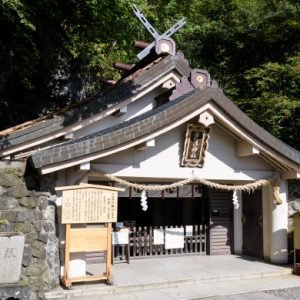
[
  {"left": 30, "top": 87, "right": 300, "bottom": 174},
  {"left": 0, "top": 54, "right": 190, "bottom": 156}
]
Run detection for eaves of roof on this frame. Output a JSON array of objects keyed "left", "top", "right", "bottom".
[
  {"left": 0, "top": 53, "right": 190, "bottom": 153},
  {"left": 30, "top": 87, "right": 300, "bottom": 172}
]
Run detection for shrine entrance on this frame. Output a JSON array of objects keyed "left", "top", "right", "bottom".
[
  {"left": 242, "top": 189, "right": 263, "bottom": 259},
  {"left": 115, "top": 184, "right": 209, "bottom": 259}
]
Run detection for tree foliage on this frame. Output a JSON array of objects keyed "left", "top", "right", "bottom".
[
  {"left": 236, "top": 53, "right": 300, "bottom": 147},
  {"left": 0, "top": 0, "right": 299, "bottom": 149}
]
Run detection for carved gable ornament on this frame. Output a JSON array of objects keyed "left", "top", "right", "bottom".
[{"left": 181, "top": 124, "right": 210, "bottom": 168}]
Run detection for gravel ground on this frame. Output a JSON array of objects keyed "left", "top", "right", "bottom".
[{"left": 266, "top": 287, "right": 300, "bottom": 300}]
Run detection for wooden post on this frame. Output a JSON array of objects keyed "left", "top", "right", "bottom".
[
  {"left": 106, "top": 223, "right": 112, "bottom": 282},
  {"left": 63, "top": 224, "right": 71, "bottom": 288}
]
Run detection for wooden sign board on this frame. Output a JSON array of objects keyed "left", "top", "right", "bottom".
[
  {"left": 69, "top": 227, "right": 109, "bottom": 252},
  {"left": 56, "top": 184, "right": 124, "bottom": 224},
  {"left": 55, "top": 184, "right": 124, "bottom": 287}
]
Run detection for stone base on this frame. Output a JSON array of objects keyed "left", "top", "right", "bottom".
[{"left": 0, "top": 282, "right": 31, "bottom": 300}]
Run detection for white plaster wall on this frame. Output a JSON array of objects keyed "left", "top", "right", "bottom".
[
  {"left": 54, "top": 119, "right": 287, "bottom": 267},
  {"left": 270, "top": 180, "right": 288, "bottom": 263},
  {"left": 92, "top": 123, "right": 274, "bottom": 181}
]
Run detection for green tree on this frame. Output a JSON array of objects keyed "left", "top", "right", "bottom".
[
  {"left": 173, "top": 0, "right": 300, "bottom": 148},
  {"left": 0, "top": 0, "right": 299, "bottom": 149},
  {"left": 0, "top": 0, "right": 145, "bottom": 127},
  {"left": 236, "top": 54, "right": 300, "bottom": 148}
]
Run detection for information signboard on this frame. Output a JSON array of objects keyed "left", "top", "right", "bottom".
[
  {"left": 55, "top": 183, "right": 124, "bottom": 287},
  {"left": 61, "top": 188, "right": 117, "bottom": 224}
]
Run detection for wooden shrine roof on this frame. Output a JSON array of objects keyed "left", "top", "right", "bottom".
[
  {"left": 30, "top": 86, "right": 300, "bottom": 174},
  {"left": 0, "top": 53, "right": 190, "bottom": 154}
]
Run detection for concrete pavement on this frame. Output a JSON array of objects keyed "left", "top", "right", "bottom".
[
  {"left": 66, "top": 275, "right": 300, "bottom": 300},
  {"left": 44, "top": 255, "right": 300, "bottom": 300}
]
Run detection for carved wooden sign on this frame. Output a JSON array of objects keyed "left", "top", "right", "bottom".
[
  {"left": 56, "top": 184, "right": 124, "bottom": 224},
  {"left": 181, "top": 123, "right": 210, "bottom": 167}
]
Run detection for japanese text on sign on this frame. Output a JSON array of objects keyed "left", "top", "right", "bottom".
[{"left": 62, "top": 188, "right": 117, "bottom": 224}]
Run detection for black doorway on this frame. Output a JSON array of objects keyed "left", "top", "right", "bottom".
[
  {"left": 115, "top": 187, "right": 209, "bottom": 258},
  {"left": 117, "top": 196, "right": 204, "bottom": 227},
  {"left": 242, "top": 189, "right": 263, "bottom": 259}
]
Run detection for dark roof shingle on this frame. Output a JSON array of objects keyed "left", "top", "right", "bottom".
[{"left": 31, "top": 87, "right": 300, "bottom": 170}]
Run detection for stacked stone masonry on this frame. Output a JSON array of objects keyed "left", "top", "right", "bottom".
[
  {"left": 288, "top": 180, "right": 300, "bottom": 262},
  {"left": 0, "top": 167, "right": 60, "bottom": 300}
]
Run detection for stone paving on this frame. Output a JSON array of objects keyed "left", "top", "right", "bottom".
[{"left": 44, "top": 255, "right": 300, "bottom": 300}]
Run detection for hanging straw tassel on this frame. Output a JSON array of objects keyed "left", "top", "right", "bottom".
[
  {"left": 232, "top": 191, "right": 239, "bottom": 209},
  {"left": 140, "top": 190, "right": 148, "bottom": 211}
]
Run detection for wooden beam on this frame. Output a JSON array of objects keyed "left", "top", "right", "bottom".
[
  {"left": 134, "top": 40, "right": 150, "bottom": 49},
  {"left": 135, "top": 139, "right": 155, "bottom": 150},
  {"left": 236, "top": 141, "right": 260, "bottom": 157},
  {"left": 281, "top": 170, "right": 300, "bottom": 180}
]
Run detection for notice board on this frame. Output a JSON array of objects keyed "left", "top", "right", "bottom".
[
  {"left": 56, "top": 184, "right": 123, "bottom": 224},
  {"left": 55, "top": 183, "right": 124, "bottom": 287},
  {"left": 61, "top": 188, "right": 117, "bottom": 224}
]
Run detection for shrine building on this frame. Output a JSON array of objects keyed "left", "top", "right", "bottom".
[{"left": 1, "top": 6, "right": 300, "bottom": 287}]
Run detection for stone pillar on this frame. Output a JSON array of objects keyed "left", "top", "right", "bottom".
[
  {"left": 233, "top": 191, "right": 243, "bottom": 255},
  {"left": 270, "top": 180, "right": 288, "bottom": 264}
]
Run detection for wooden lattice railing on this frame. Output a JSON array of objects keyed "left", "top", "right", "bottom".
[{"left": 113, "top": 224, "right": 207, "bottom": 261}]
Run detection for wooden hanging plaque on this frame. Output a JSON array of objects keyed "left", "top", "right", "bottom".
[{"left": 181, "top": 123, "right": 210, "bottom": 168}]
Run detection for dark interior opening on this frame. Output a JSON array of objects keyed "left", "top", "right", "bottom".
[{"left": 118, "top": 196, "right": 205, "bottom": 227}]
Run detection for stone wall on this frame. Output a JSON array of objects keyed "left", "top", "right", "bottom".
[
  {"left": 0, "top": 167, "right": 60, "bottom": 299},
  {"left": 288, "top": 180, "right": 300, "bottom": 218},
  {"left": 288, "top": 179, "right": 300, "bottom": 262}
]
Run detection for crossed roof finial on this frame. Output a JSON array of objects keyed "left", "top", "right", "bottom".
[{"left": 133, "top": 5, "right": 186, "bottom": 60}]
